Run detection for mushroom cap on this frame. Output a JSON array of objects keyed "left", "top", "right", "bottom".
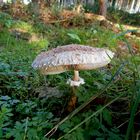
[{"left": 32, "top": 44, "right": 114, "bottom": 75}]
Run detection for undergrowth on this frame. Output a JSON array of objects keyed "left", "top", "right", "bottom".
[
  {"left": 108, "top": 8, "right": 140, "bottom": 26},
  {"left": 0, "top": 11, "right": 140, "bottom": 140}
]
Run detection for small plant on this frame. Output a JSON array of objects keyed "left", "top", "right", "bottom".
[
  {"left": 0, "top": 95, "right": 55, "bottom": 139},
  {"left": 67, "top": 33, "right": 81, "bottom": 43},
  {"left": 0, "top": 12, "right": 14, "bottom": 28}
]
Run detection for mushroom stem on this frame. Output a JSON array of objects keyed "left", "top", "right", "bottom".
[
  {"left": 73, "top": 70, "right": 79, "bottom": 81},
  {"left": 67, "top": 70, "right": 79, "bottom": 112}
]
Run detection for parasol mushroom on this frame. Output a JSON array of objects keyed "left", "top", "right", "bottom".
[{"left": 32, "top": 44, "right": 114, "bottom": 111}]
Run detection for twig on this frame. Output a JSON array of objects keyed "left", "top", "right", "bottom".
[
  {"left": 117, "top": 110, "right": 140, "bottom": 129},
  {"left": 45, "top": 18, "right": 74, "bottom": 24}
]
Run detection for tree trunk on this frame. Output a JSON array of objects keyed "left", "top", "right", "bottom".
[
  {"left": 31, "top": 0, "right": 47, "bottom": 16},
  {"left": 121, "top": 0, "right": 128, "bottom": 10},
  {"left": 0, "top": 0, "right": 3, "bottom": 5},
  {"left": 133, "top": 0, "right": 140, "bottom": 13},
  {"left": 130, "top": 0, "right": 135, "bottom": 13},
  {"left": 99, "top": 0, "right": 108, "bottom": 17}
]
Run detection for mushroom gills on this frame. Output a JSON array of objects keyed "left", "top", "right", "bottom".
[{"left": 40, "top": 65, "right": 69, "bottom": 75}]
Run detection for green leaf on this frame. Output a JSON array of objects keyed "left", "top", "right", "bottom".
[
  {"left": 67, "top": 33, "right": 81, "bottom": 42},
  {"left": 46, "top": 112, "right": 54, "bottom": 119},
  {"left": 27, "top": 129, "right": 38, "bottom": 140},
  {"left": 6, "top": 113, "right": 13, "bottom": 117},
  {"left": 15, "top": 133, "right": 24, "bottom": 140},
  {"left": 59, "top": 120, "right": 73, "bottom": 133},
  {"left": 102, "top": 109, "right": 112, "bottom": 126}
]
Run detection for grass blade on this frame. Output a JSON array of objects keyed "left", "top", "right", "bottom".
[{"left": 124, "top": 39, "right": 140, "bottom": 140}]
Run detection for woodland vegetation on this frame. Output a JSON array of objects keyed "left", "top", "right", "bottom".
[{"left": 0, "top": 0, "right": 140, "bottom": 140}]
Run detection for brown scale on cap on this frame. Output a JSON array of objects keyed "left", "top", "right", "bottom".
[{"left": 34, "top": 44, "right": 104, "bottom": 59}]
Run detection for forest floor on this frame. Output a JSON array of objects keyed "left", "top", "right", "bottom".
[{"left": 0, "top": 4, "right": 140, "bottom": 140}]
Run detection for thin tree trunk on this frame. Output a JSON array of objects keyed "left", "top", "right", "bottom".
[
  {"left": 99, "top": 0, "right": 108, "bottom": 17},
  {"left": 134, "top": 0, "right": 140, "bottom": 13},
  {"left": 130, "top": 0, "right": 136, "bottom": 13},
  {"left": 121, "top": 0, "right": 128, "bottom": 10}
]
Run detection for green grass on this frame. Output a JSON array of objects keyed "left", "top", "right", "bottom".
[
  {"left": 0, "top": 29, "right": 44, "bottom": 98},
  {"left": 0, "top": 12, "right": 140, "bottom": 139},
  {"left": 108, "top": 8, "right": 140, "bottom": 26}
]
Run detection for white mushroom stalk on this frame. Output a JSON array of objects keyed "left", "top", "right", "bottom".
[
  {"left": 74, "top": 70, "right": 79, "bottom": 81},
  {"left": 32, "top": 44, "right": 115, "bottom": 86},
  {"left": 67, "top": 70, "right": 85, "bottom": 87}
]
